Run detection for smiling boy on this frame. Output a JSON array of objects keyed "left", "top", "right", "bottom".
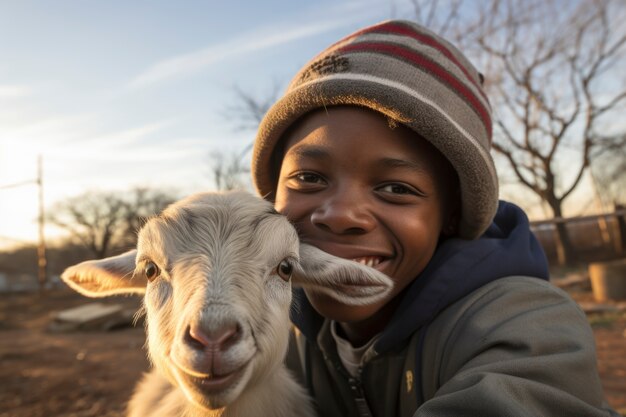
[
  {"left": 274, "top": 106, "right": 458, "bottom": 346},
  {"left": 251, "top": 20, "right": 618, "bottom": 417}
]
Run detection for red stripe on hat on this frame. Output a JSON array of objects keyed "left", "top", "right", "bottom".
[
  {"left": 353, "top": 22, "right": 489, "bottom": 104},
  {"left": 338, "top": 41, "right": 492, "bottom": 138}
]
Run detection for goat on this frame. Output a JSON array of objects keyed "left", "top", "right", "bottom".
[{"left": 61, "top": 191, "right": 393, "bottom": 417}]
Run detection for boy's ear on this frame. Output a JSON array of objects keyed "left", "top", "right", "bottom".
[
  {"left": 61, "top": 250, "right": 146, "bottom": 298},
  {"left": 292, "top": 244, "right": 394, "bottom": 306},
  {"left": 443, "top": 210, "right": 461, "bottom": 237},
  {"left": 442, "top": 190, "right": 462, "bottom": 237}
]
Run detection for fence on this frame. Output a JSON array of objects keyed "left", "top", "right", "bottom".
[{"left": 530, "top": 207, "right": 626, "bottom": 264}]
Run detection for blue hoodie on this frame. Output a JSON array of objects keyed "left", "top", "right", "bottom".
[{"left": 290, "top": 200, "right": 550, "bottom": 354}]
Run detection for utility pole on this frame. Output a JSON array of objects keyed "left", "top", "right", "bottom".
[
  {"left": 0, "top": 156, "right": 47, "bottom": 290},
  {"left": 37, "top": 155, "right": 47, "bottom": 290}
]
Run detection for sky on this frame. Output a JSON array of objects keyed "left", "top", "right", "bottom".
[
  {"left": 0, "top": 0, "right": 424, "bottom": 249},
  {"left": 0, "top": 1, "right": 621, "bottom": 250}
]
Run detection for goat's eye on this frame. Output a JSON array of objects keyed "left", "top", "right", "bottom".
[
  {"left": 144, "top": 261, "right": 160, "bottom": 282},
  {"left": 276, "top": 259, "right": 293, "bottom": 282}
]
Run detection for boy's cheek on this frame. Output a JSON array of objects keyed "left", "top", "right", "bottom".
[
  {"left": 273, "top": 192, "right": 291, "bottom": 218},
  {"left": 273, "top": 183, "right": 289, "bottom": 213},
  {"left": 274, "top": 187, "right": 307, "bottom": 220}
]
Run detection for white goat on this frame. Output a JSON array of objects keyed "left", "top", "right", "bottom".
[{"left": 61, "top": 191, "right": 393, "bottom": 417}]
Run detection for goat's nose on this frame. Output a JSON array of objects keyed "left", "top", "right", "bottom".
[{"left": 185, "top": 322, "right": 240, "bottom": 351}]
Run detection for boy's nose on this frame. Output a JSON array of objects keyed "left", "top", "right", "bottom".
[{"left": 310, "top": 192, "right": 376, "bottom": 235}]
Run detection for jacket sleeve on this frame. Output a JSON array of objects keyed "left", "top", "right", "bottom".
[{"left": 416, "top": 277, "right": 619, "bottom": 417}]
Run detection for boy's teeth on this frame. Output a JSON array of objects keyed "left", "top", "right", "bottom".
[{"left": 352, "top": 256, "right": 381, "bottom": 267}]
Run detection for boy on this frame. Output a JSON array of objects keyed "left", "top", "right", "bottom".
[{"left": 251, "top": 20, "right": 618, "bottom": 416}]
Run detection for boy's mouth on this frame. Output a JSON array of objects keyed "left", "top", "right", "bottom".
[
  {"left": 301, "top": 240, "right": 392, "bottom": 271},
  {"left": 351, "top": 256, "right": 384, "bottom": 268}
]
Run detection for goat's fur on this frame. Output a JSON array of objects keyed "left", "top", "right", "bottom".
[{"left": 61, "top": 191, "right": 393, "bottom": 417}]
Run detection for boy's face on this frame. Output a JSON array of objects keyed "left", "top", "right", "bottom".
[{"left": 274, "top": 106, "right": 455, "bottom": 339}]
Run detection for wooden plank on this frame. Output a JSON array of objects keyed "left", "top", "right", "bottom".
[
  {"left": 55, "top": 303, "right": 123, "bottom": 324},
  {"left": 49, "top": 303, "right": 133, "bottom": 332}
]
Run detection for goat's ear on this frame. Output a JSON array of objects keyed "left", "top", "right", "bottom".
[
  {"left": 61, "top": 250, "right": 146, "bottom": 298},
  {"left": 292, "top": 244, "right": 394, "bottom": 306}
]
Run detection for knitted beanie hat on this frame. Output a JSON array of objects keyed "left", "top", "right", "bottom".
[{"left": 252, "top": 19, "right": 498, "bottom": 239}]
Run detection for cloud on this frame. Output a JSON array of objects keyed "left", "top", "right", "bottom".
[
  {"left": 127, "top": 13, "right": 374, "bottom": 90},
  {"left": 0, "top": 118, "right": 180, "bottom": 175},
  {"left": 0, "top": 112, "right": 98, "bottom": 146},
  {"left": 0, "top": 84, "right": 32, "bottom": 99},
  {"left": 84, "top": 125, "right": 229, "bottom": 163},
  {"left": 80, "top": 120, "right": 176, "bottom": 148}
]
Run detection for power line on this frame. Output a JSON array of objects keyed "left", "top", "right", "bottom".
[{"left": 0, "top": 179, "right": 37, "bottom": 190}]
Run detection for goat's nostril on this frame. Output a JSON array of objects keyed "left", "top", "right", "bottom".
[
  {"left": 184, "top": 325, "right": 206, "bottom": 350},
  {"left": 185, "top": 323, "right": 240, "bottom": 350},
  {"left": 217, "top": 323, "right": 241, "bottom": 348}
]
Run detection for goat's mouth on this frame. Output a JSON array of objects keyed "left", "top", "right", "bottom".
[
  {"left": 186, "top": 367, "right": 245, "bottom": 394},
  {"left": 170, "top": 354, "right": 251, "bottom": 395}
]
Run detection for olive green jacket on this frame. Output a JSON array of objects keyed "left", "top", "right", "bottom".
[{"left": 287, "top": 277, "right": 619, "bottom": 417}]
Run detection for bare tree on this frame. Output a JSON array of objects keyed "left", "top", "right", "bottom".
[
  {"left": 208, "top": 151, "right": 251, "bottom": 191},
  {"left": 590, "top": 133, "right": 626, "bottom": 208},
  {"left": 118, "top": 188, "right": 178, "bottom": 248},
  {"left": 207, "top": 83, "right": 281, "bottom": 191},
  {"left": 226, "top": 83, "right": 281, "bottom": 158},
  {"left": 228, "top": 84, "right": 281, "bottom": 131},
  {"left": 409, "top": 0, "right": 626, "bottom": 264},
  {"left": 48, "top": 192, "right": 126, "bottom": 258},
  {"left": 48, "top": 188, "right": 177, "bottom": 258},
  {"left": 408, "top": 0, "right": 465, "bottom": 40}
]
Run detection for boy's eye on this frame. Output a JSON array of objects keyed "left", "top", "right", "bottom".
[
  {"left": 285, "top": 172, "right": 327, "bottom": 192},
  {"left": 378, "top": 183, "right": 416, "bottom": 195},
  {"left": 295, "top": 172, "right": 325, "bottom": 184}
]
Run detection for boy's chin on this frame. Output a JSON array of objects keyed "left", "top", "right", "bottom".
[{"left": 304, "top": 288, "right": 386, "bottom": 324}]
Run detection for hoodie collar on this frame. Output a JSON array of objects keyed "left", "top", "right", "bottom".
[{"left": 290, "top": 201, "right": 549, "bottom": 352}]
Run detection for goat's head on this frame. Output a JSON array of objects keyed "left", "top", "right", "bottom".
[{"left": 61, "top": 191, "right": 393, "bottom": 411}]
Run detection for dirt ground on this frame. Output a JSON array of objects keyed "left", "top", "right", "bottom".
[
  {"left": 0, "top": 283, "right": 625, "bottom": 417},
  {"left": 0, "top": 290, "right": 148, "bottom": 417}
]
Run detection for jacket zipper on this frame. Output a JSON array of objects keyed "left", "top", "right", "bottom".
[
  {"left": 324, "top": 353, "right": 375, "bottom": 417},
  {"left": 348, "top": 376, "right": 374, "bottom": 417}
]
